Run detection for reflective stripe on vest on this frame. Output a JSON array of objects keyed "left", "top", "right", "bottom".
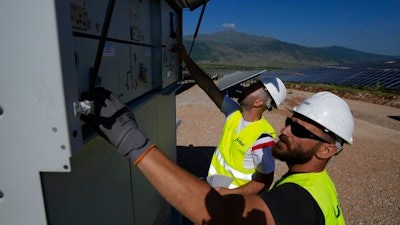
[
  {"left": 208, "top": 110, "right": 276, "bottom": 187},
  {"left": 274, "top": 170, "right": 345, "bottom": 225}
]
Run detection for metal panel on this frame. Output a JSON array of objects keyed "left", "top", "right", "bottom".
[
  {"left": 41, "top": 137, "right": 135, "bottom": 225},
  {"left": 128, "top": 0, "right": 152, "bottom": 44},
  {"left": 0, "top": 0, "right": 82, "bottom": 224},
  {"left": 123, "top": 45, "right": 154, "bottom": 101},
  {"left": 130, "top": 97, "right": 165, "bottom": 225},
  {"left": 41, "top": 91, "right": 179, "bottom": 225},
  {"left": 1, "top": 1, "right": 182, "bottom": 225},
  {"left": 161, "top": 0, "right": 180, "bottom": 88}
]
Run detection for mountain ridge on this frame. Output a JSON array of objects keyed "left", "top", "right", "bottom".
[{"left": 182, "top": 30, "right": 397, "bottom": 69}]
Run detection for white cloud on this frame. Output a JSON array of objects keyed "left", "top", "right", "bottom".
[{"left": 223, "top": 23, "right": 236, "bottom": 29}]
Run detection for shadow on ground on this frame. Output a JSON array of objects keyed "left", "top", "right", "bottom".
[
  {"left": 388, "top": 115, "right": 400, "bottom": 122},
  {"left": 176, "top": 145, "right": 215, "bottom": 179},
  {"left": 174, "top": 145, "right": 216, "bottom": 225}
]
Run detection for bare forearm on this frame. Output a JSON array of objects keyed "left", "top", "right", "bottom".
[
  {"left": 216, "top": 171, "right": 274, "bottom": 195},
  {"left": 217, "top": 180, "right": 266, "bottom": 195},
  {"left": 237, "top": 180, "right": 268, "bottom": 194},
  {"left": 181, "top": 54, "right": 214, "bottom": 89},
  {"left": 180, "top": 52, "right": 224, "bottom": 108},
  {"left": 181, "top": 54, "right": 205, "bottom": 80},
  {"left": 136, "top": 147, "right": 274, "bottom": 225}
]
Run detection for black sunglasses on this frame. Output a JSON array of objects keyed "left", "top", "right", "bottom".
[{"left": 285, "top": 117, "right": 330, "bottom": 143}]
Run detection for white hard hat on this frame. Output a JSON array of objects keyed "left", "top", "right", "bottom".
[
  {"left": 259, "top": 77, "right": 287, "bottom": 108},
  {"left": 293, "top": 91, "right": 354, "bottom": 145}
]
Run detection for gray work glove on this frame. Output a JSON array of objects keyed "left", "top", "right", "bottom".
[{"left": 80, "top": 87, "right": 152, "bottom": 163}]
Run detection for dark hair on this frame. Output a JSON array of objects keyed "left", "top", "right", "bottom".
[{"left": 238, "top": 81, "right": 265, "bottom": 103}]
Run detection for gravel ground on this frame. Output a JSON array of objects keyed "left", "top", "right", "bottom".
[{"left": 176, "top": 83, "right": 400, "bottom": 225}]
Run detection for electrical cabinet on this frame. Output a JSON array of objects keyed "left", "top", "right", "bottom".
[
  {"left": 0, "top": 0, "right": 185, "bottom": 225},
  {"left": 71, "top": 0, "right": 179, "bottom": 103},
  {"left": 161, "top": 0, "right": 181, "bottom": 88}
]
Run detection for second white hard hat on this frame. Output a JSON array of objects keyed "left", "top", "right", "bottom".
[{"left": 259, "top": 77, "right": 287, "bottom": 108}]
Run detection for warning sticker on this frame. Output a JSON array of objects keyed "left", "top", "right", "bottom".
[{"left": 103, "top": 43, "right": 115, "bottom": 57}]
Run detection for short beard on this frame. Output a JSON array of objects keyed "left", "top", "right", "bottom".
[{"left": 272, "top": 136, "right": 318, "bottom": 165}]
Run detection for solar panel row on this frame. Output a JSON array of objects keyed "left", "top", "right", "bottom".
[{"left": 261, "top": 60, "right": 400, "bottom": 89}]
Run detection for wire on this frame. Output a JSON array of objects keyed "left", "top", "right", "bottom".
[
  {"left": 188, "top": 2, "right": 207, "bottom": 56},
  {"left": 88, "top": 0, "right": 116, "bottom": 100}
]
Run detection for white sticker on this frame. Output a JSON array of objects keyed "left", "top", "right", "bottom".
[{"left": 103, "top": 43, "right": 115, "bottom": 56}]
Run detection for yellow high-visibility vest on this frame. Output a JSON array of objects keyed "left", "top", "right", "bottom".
[
  {"left": 208, "top": 110, "right": 276, "bottom": 188},
  {"left": 274, "top": 170, "right": 345, "bottom": 225}
]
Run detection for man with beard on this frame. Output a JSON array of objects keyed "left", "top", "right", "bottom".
[
  {"left": 172, "top": 43, "right": 287, "bottom": 194},
  {"left": 81, "top": 89, "right": 353, "bottom": 225}
]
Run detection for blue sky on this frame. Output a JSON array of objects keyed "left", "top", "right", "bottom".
[{"left": 182, "top": 0, "right": 400, "bottom": 56}]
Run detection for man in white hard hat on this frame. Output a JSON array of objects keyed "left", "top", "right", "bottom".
[
  {"left": 261, "top": 91, "right": 354, "bottom": 224},
  {"left": 172, "top": 44, "right": 287, "bottom": 194},
  {"left": 81, "top": 89, "right": 353, "bottom": 225}
]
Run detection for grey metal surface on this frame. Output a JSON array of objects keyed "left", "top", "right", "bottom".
[
  {"left": 1, "top": 0, "right": 181, "bottom": 225},
  {"left": 0, "top": 1, "right": 82, "bottom": 224}
]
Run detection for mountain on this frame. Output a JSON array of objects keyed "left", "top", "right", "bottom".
[{"left": 182, "top": 30, "right": 397, "bottom": 69}]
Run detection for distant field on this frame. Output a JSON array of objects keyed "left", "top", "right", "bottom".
[
  {"left": 194, "top": 60, "right": 400, "bottom": 108},
  {"left": 284, "top": 82, "right": 400, "bottom": 108}
]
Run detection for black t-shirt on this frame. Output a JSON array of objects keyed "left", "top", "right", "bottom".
[{"left": 260, "top": 183, "right": 324, "bottom": 225}]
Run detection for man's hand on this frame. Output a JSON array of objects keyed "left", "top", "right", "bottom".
[{"left": 80, "top": 87, "right": 153, "bottom": 164}]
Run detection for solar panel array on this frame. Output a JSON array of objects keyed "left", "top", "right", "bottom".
[{"left": 261, "top": 60, "right": 400, "bottom": 89}]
